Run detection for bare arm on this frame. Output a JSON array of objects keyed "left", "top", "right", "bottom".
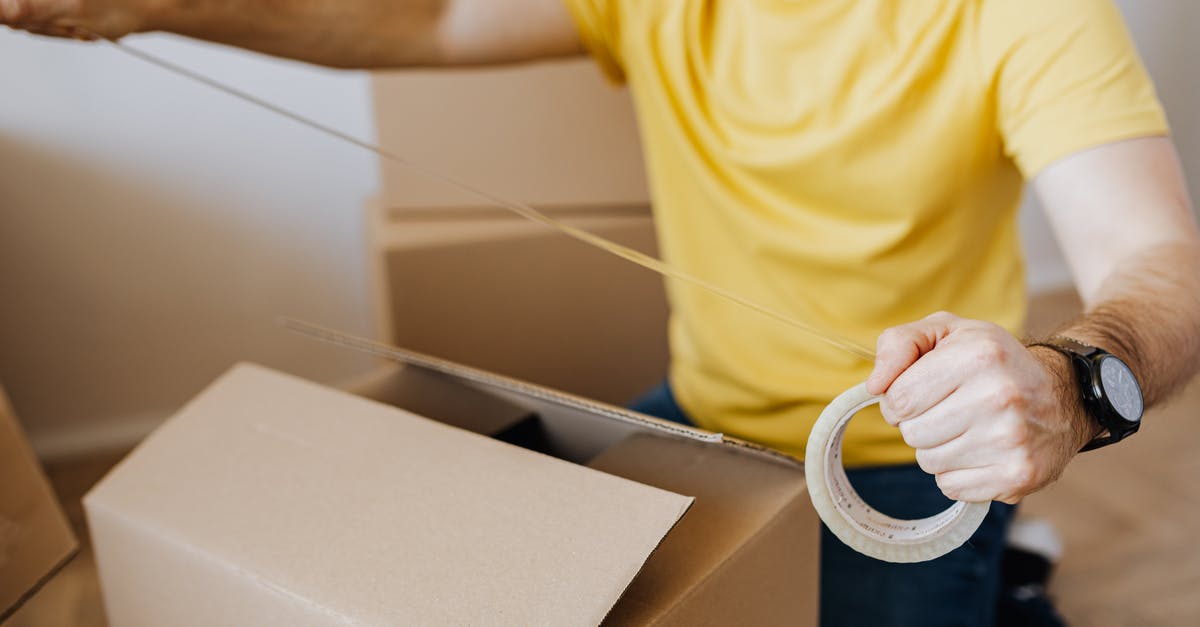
[
  {"left": 0, "top": 0, "right": 584, "bottom": 68},
  {"left": 866, "top": 136, "right": 1200, "bottom": 504},
  {"left": 1032, "top": 136, "right": 1200, "bottom": 407}
]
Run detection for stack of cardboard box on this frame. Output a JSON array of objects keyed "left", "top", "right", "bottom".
[{"left": 366, "top": 59, "right": 669, "bottom": 407}]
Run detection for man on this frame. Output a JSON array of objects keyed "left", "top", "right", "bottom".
[{"left": 4, "top": 1, "right": 1198, "bottom": 624}]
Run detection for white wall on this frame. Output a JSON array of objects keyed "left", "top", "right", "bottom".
[
  {"left": 1021, "top": 0, "right": 1200, "bottom": 293},
  {"left": 0, "top": 32, "right": 378, "bottom": 457}
]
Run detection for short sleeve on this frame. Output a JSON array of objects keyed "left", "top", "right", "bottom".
[
  {"left": 982, "top": 0, "right": 1168, "bottom": 177},
  {"left": 562, "top": 0, "right": 627, "bottom": 83}
]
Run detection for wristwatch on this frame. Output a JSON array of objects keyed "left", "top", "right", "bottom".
[{"left": 1028, "top": 335, "right": 1144, "bottom": 452}]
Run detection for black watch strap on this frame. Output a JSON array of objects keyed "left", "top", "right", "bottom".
[{"left": 1027, "top": 336, "right": 1128, "bottom": 452}]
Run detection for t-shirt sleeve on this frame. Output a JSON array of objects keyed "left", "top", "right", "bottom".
[
  {"left": 982, "top": 0, "right": 1168, "bottom": 177},
  {"left": 561, "top": 0, "right": 627, "bottom": 83}
]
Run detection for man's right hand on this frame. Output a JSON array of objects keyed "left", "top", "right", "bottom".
[{"left": 0, "top": 0, "right": 144, "bottom": 40}]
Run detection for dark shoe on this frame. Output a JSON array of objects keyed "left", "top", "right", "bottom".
[{"left": 996, "top": 519, "right": 1068, "bottom": 627}]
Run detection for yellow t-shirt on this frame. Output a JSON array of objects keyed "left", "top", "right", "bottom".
[{"left": 563, "top": 0, "right": 1167, "bottom": 465}]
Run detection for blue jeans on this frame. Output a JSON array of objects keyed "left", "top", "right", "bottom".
[{"left": 630, "top": 382, "right": 1015, "bottom": 627}]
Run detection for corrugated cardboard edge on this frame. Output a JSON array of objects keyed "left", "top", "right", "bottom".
[
  {"left": 587, "top": 431, "right": 815, "bottom": 625},
  {"left": 599, "top": 500, "right": 694, "bottom": 626},
  {"left": 0, "top": 550, "right": 79, "bottom": 625},
  {"left": 647, "top": 495, "right": 816, "bottom": 625},
  {"left": 281, "top": 319, "right": 805, "bottom": 471},
  {"left": 0, "top": 389, "right": 80, "bottom": 623}
]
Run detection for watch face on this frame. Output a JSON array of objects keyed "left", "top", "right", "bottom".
[{"left": 1099, "top": 356, "right": 1144, "bottom": 423}]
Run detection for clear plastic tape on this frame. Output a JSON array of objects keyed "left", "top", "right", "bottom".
[{"left": 805, "top": 383, "right": 990, "bottom": 563}]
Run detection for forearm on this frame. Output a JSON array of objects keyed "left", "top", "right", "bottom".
[
  {"left": 138, "top": 0, "right": 446, "bottom": 68},
  {"left": 3, "top": 0, "right": 582, "bottom": 67},
  {"left": 1045, "top": 238, "right": 1200, "bottom": 408}
]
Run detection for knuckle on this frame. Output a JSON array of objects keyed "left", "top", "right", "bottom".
[
  {"left": 878, "top": 327, "right": 901, "bottom": 342},
  {"left": 972, "top": 319, "right": 1001, "bottom": 332},
  {"left": 975, "top": 337, "right": 1008, "bottom": 365},
  {"left": 927, "top": 310, "right": 955, "bottom": 322},
  {"left": 884, "top": 390, "right": 911, "bottom": 419},
  {"left": 992, "top": 381, "right": 1024, "bottom": 411},
  {"left": 1007, "top": 456, "right": 1037, "bottom": 492},
  {"left": 935, "top": 474, "right": 962, "bottom": 501},
  {"left": 999, "top": 419, "right": 1029, "bottom": 448},
  {"left": 876, "top": 327, "right": 907, "bottom": 351},
  {"left": 915, "top": 449, "right": 943, "bottom": 474}
]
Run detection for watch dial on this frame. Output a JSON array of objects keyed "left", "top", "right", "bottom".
[{"left": 1099, "top": 356, "right": 1144, "bottom": 422}]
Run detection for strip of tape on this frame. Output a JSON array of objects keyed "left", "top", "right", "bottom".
[{"left": 805, "top": 383, "right": 990, "bottom": 563}]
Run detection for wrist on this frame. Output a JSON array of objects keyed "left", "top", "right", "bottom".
[{"left": 1028, "top": 344, "right": 1102, "bottom": 451}]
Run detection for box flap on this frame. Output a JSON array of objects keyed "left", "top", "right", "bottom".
[
  {"left": 284, "top": 320, "right": 802, "bottom": 469},
  {"left": 588, "top": 432, "right": 815, "bottom": 625},
  {"left": 0, "top": 386, "right": 78, "bottom": 622},
  {"left": 85, "top": 363, "right": 692, "bottom": 625}
]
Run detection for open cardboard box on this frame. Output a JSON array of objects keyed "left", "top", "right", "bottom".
[
  {"left": 0, "top": 386, "right": 78, "bottom": 622},
  {"left": 83, "top": 329, "right": 818, "bottom": 626}
]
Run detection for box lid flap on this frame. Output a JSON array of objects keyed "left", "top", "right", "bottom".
[
  {"left": 85, "top": 363, "right": 692, "bottom": 625},
  {"left": 283, "top": 319, "right": 803, "bottom": 468},
  {"left": 0, "top": 387, "right": 78, "bottom": 622}
]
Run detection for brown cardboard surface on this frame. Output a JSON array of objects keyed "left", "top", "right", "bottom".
[
  {"left": 84, "top": 363, "right": 692, "bottom": 626},
  {"left": 589, "top": 433, "right": 818, "bottom": 626},
  {"left": 0, "top": 386, "right": 77, "bottom": 622},
  {"left": 371, "top": 61, "right": 647, "bottom": 210},
  {"left": 372, "top": 209, "right": 669, "bottom": 407},
  {"left": 298, "top": 327, "right": 818, "bottom": 625}
]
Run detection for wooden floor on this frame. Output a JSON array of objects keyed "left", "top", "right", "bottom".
[{"left": 8, "top": 290, "right": 1200, "bottom": 626}]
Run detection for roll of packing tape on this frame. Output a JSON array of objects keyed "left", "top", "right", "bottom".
[{"left": 805, "top": 383, "right": 990, "bottom": 563}]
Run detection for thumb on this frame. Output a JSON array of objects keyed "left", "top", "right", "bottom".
[{"left": 865, "top": 312, "right": 961, "bottom": 395}]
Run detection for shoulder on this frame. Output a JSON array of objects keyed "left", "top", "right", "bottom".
[
  {"left": 976, "top": 0, "right": 1124, "bottom": 25},
  {"left": 975, "top": 0, "right": 1131, "bottom": 55}
]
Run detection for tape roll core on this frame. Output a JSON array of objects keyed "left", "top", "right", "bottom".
[{"left": 805, "top": 383, "right": 990, "bottom": 563}]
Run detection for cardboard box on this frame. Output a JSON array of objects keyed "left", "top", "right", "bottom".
[
  {"left": 84, "top": 335, "right": 817, "bottom": 625},
  {"left": 368, "top": 58, "right": 659, "bottom": 410},
  {"left": 369, "top": 203, "right": 670, "bottom": 407},
  {"left": 371, "top": 60, "right": 647, "bottom": 211},
  {"left": 0, "top": 386, "right": 77, "bottom": 622}
]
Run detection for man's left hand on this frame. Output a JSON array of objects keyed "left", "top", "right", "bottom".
[{"left": 866, "top": 311, "right": 1098, "bottom": 504}]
